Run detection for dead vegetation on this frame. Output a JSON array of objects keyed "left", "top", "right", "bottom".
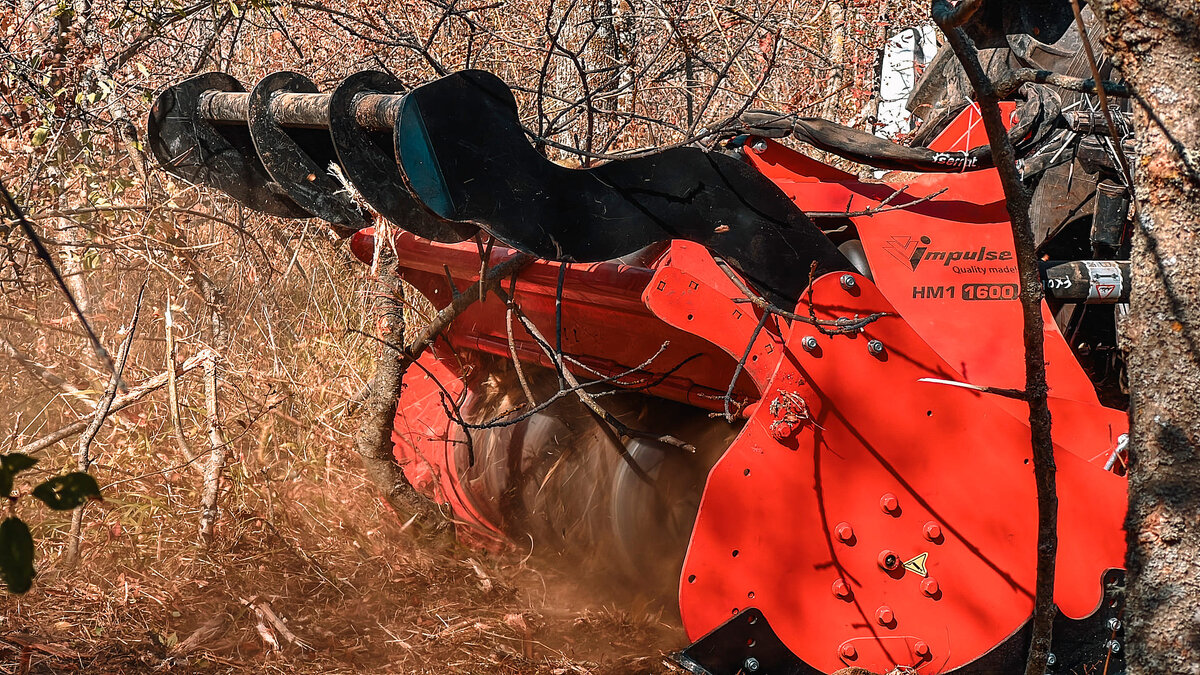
[
  {"left": 0, "top": 0, "right": 923, "bottom": 671},
  {"left": 3, "top": 457, "right": 682, "bottom": 674}
]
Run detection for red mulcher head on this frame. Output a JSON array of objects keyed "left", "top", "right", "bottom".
[{"left": 147, "top": 4, "right": 1134, "bottom": 671}]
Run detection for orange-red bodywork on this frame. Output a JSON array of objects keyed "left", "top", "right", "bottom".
[{"left": 350, "top": 103, "right": 1127, "bottom": 673}]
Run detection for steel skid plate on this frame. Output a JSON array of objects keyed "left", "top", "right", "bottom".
[
  {"left": 675, "top": 608, "right": 819, "bottom": 675},
  {"left": 674, "top": 571, "right": 1126, "bottom": 675},
  {"left": 644, "top": 260, "right": 1127, "bottom": 674}
]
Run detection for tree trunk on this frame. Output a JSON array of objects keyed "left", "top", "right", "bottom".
[
  {"left": 197, "top": 275, "right": 229, "bottom": 547},
  {"left": 1093, "top": 3, "right": 1200, "bottom": 672},
  {"left": 820, "top": 0, "right": 847, "bottom": 120},
  {"left": 197, "top": 354, "right": 225, "bottom": 547},
  {"left": 355, "top": 261, "right": 452, "bottom": 546}
]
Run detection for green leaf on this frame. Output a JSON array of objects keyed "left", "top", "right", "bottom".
[
  {"left": 31, "top": 473, "right": 102, "bottom": 511},
  {"left": 0, "top": 453, "right": 38, "bottom": 497},
  {"left": 0, "top": 517, "right": 35, "bottom": 593},
  {"left": 30, "top": 127, "right": 49, "bottom": 147}
]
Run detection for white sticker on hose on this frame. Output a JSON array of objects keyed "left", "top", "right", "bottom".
[{"left": 1084, "top": 260, "right": 1123, "bottom": 300}]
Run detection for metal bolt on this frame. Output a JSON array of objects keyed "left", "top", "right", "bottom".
[
  {"left": 834, "top": 522, "right": 854, "bottom": 543},
  {"left": 750, "top": 139, "right": 768, "bottom": 152},
  {"left": 840, "top": 274, "right": 857, "bottom": 290},
  {"left": 769, "top": 422, "right": 796, "bottom": 441},
  {"left": 867, "top": 339, "right": 886, "bottom": 356},
  {"left": 1107, "top": 617, "right": 1122, "bottom": 632},
  {"left": 840, "top": 643, "right": 858, "bottom": 660},
  {"left": 743, "top": 657, "right": 760, "bottom": 672},
  {"left": 877, "top": 549, "right": 900, "bottom": 571},
  {"left": 914, "top": 641, "right": 931, "bottom": 658},
  {"left": 832, "top": 578, "right": 852, "bottom": 599},
  {"left": 801, "top": 335, "right": 819, "bottom": 352},
  {"left": 1047, "top": 653, "right": 1057, "bottom": 666},
  {"left": 1107, "top": 639, "right": 1121, "bottom": 653},
  {"left": 876, "top": 606, "right": 895, "bottom": 625},
  {"left": 880, "top": 492, "right": 900, "bottom": 513},
  {"left": 921, "top": 577, "right": 940, "bottom": 597},
  {"left": 923, "top": 521, "right": 943, "bottom": 541}
]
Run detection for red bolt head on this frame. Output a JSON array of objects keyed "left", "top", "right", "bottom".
[
  {"left": 832, "top": 578, "right": 851, "bottom": 599},
  {"left": 769, "top": 421, "right": 795, "bottom": 440},
  {"left": 921, "top": 577, "right": 941, "bottom": 597},
  {"left": 914, "top": 641, "right": 931, "bottom": 658},
  {"left": 923, "top": 521, "right": 943, "bottom": 541},
  {"left": 876, "top": 606, "right": 895, "bottom": 625},
  {"left": 877, "top": 549, "right": 900, "bottom": 571},
  {"left": 880, "top": 492, "right": 899, "bottom": 513},
  {"left": 839, "top": 643, "right": 858, "bottom": 660},
  {"left": 834, "top": 522, "right": 854, "bottom": 542}
]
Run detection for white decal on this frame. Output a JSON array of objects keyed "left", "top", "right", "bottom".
[{"left": 1084, "top": 261, "right": 1123, "bottom": 300}]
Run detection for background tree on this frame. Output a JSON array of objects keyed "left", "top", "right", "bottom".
[{"left": 1091, "top": 2, "right": 1200, "bottom": 672}]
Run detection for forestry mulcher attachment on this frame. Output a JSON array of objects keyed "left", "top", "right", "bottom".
[{"left": 148, "top": 3, "right": 1133, "bottom": 672}]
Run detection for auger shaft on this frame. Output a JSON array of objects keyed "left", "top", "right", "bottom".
[{"left": 197, "top": 90, "right": 403, "bottom": 130}]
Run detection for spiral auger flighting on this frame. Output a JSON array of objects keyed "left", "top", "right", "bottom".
[
  {"left": 148, "top": 70, "right": 470, "bottom": 241},
  {"left": 149, "top": 68, "right": 851, "bottom": 305}
]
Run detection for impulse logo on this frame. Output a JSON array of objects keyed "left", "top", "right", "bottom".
[{"left": 882, "top": 235, "right": 1013, "bottom": 271}]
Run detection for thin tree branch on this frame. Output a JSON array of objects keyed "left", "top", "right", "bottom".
[
  {"left": 993, "top": 67, "right": 1131, "bottom": 99},
  {"left": 0, "top": 176, "right": 115, "bottom": 380},
  {"left": 0, "top": 336, "right": 96, "bottom": 405},
  {"left": 1067, "top": 0, "right": 1135, "bottom": 188},
  {"left": 932, "top": 6, "right": 1058, "bottom": 675},
  {"left": 66, "top": 284, "right": 145, "bottom": 566},
  {"left": 16, "top": 351, "right": 214, "bottom": 456},
  {"left": 806, "top": 186, "right": 949, "bottom": 218}
]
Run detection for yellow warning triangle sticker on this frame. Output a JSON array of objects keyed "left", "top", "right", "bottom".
[{"left": 903, "top": 552, "right": 929, "bottom": 577}]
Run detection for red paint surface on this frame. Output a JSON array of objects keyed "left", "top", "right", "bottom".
[
  {"left": 650, "top": 269, "right": 1126, "bottom": 673},
  {"left": 350, "top": 231, "right": 760, "bottom": 411},
  {"left": 742, "top": 132, "right": 1098, "bottom": 406},
  {"left": 352, "top": 98, "right": 1128, "bottom": 672}
]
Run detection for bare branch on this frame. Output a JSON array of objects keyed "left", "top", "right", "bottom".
[
  {"left": 0, "top": 176, "right": 115, "bottom": 380},
  {"left": 932, "top": 5, "right": 1057, "bottom": 674},
  {"left": 931, "top": 0, "right": 983, "bottom": 29},
  {"left": 66, "top": 284, "right": 145, "bottom": 566},
  {"left": 0, "top": 336, "right": 96, "bottom": 406},
  {"left": 16, "top": 351, "right": 214, "bottom": 456},
  {"left": 993, "top": 67, "right": 1132, "bottom": 99}
]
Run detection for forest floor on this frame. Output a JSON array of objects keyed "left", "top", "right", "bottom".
[{"left": 0, "top": 458, "right": 683, "bottom": 674}]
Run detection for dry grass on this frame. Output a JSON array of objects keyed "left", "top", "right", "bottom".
[
  {"left": 0, "top": 2, "right": 925, "bottom": 671},
  {"left": 0, "top": 222, "right": 681, "bottom": 672},
  {"left": 2, "top": 456, "right": 684, "bottom": 674}
]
